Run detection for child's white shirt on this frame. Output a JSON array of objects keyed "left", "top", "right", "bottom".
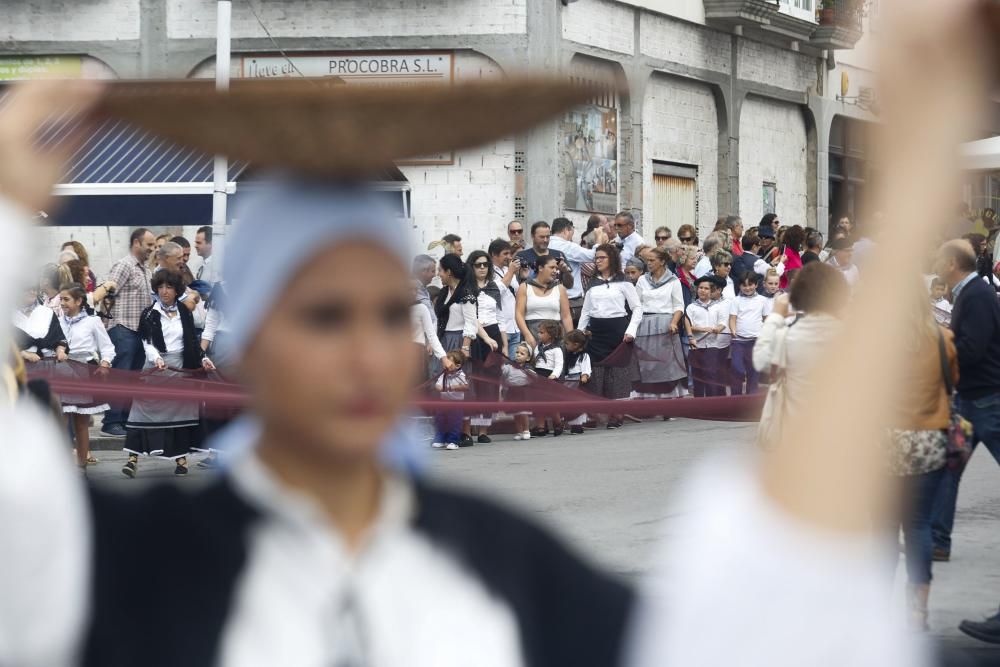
[
  {"left": 565, "top": 352, "right": 592, "bottom": 378},
  {"left": 730, "top": 293, "right": 772, "bottom": 340},
  {"left": 534, "top": 344, "right": 564, "bottom": 378},
  {"left": 435, "top": 368, "right": 468, "bottom": 400}
]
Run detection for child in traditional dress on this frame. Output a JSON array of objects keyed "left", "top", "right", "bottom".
[
  {"left": 728, "top": 273, "right": 771, "bottom": 395},
  {"left": 432, "top": 349, "right": 469, "bottom": 451},
  {"left": 502, "top": 342, "right": 536, "bottom": 440},
  {"left": 532, "top": 320, "right": 565, "bottom": 436},
  {"left": 562, "top": 329, "right": 592, "bottom": 435},
  {"left": 56, "top": 283, "right": 115, "bottom": 469},
  {"left": 686, "top": 275, "right": 729, "bottom": 397}
]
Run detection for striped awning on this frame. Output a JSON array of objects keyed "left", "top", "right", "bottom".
[
  {"left": 40, "top": 116, "right": 410, "bottom": 226},
  {"left": 52, "top": 118, "right": 247, "bottom": 188}
]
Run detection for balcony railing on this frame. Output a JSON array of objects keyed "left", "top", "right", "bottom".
[{"left": 703, "top": 0, "right": 864, "bottom": 50}]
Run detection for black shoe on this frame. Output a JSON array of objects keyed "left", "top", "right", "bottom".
[
  {"left": 529, "top": 427, "right": 549, "bottom": 437},
  {"left": 121, "top": 457, "right": 137, "bottom": 478},
  {"left": 570, "top": 425, "right": 584, "bottom": 434},
  {"left": 932, "top": 546, "right": 950, "bottom": 562},
  {"left": 174, "top": 458, "right": 189, "bottom": 476},
  {"left": 959, "top": 615, "right": 1000, "bottom": 644},
  {"left": 101, "top": 424, "right": 127, "bottom": 438},
  {"left": 458, "top": 435, "right": 475, "bottom": 448},
  {"left": 553, "top": 427, "right": 564, "bottom": 437},
  {"left": 606, "top": 422, "right": 619, "bottom": 429},
  {"left": 477, "top": 434, "right": 492, "bottom": 444}
]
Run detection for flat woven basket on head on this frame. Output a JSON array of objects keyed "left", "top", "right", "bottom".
[{"left": 92, "top": 76, "right": 606, "bottom": 177}]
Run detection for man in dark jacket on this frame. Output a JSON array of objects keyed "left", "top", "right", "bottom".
[{"left": 930, "top": 240, "right": 1000, "bottom": 644}]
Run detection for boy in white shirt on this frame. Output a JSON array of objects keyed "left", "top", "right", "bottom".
[
  {"left": 728, "top": 272, "right": 772, "bottom": 395},
  {"left": 929, "top": 276, "right": 952, "bottom": 326},
  {"left": 686, "top": 276, "right": 729, "bottom": 397}
]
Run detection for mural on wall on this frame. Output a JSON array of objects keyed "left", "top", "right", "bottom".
[
  {"left": 763, "top": 182, "right": 777, "bottom": 215},
  {"left": 561, "top": 104, "right": 619, "bottom": 214}
]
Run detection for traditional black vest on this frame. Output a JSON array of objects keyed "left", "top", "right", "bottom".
[{"left": 82, "top": 478, "right": 634, "bottom": 667}]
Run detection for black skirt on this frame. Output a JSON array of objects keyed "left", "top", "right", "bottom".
[{"left": 586, "top": 316, "right": 629, "bottom": 363}]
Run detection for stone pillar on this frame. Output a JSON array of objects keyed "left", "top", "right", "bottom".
[
  {"left": 140, "top": 0, "right": 170, "bottom": 78},
  {"left": 521, "top": 0, "right": 562, "bottom": 224}
]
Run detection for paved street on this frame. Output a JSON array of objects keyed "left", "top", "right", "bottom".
[{"left": 88, "top": 418, "right": 1000, "bottom": 660}]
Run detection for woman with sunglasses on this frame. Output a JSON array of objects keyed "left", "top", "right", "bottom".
[
  {"left": 463, "top": 250, "right": 507, "bottom": 442},
  {"left": 579, "top": 244, "right": 643, "bottom": 429},
  {"left": 675, "top": 224, "right": 698, "bottom": 248},
  {"left": 653, "top": 226, "right": 672, "bottom": 248}
]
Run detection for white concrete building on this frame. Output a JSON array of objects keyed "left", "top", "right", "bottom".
[{"left": 3, "top": 0, "right": 887, "bottom": 278}]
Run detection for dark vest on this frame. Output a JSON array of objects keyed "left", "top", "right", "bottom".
[{"left": 82, "top": 478, "right": 634, "bottom": 667}]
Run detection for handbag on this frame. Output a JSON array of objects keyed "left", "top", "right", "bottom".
[
  {"left": 937, "top": 330, "right": 974, "bottom": 471},
  {"left": 754, "top": 325, "right": 788, "bottom": 449}
]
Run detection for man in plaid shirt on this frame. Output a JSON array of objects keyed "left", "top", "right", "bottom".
[{"left": 100, "top": 227, "right": 155, "bottom": 437}]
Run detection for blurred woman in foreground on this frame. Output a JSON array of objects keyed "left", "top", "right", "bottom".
[{"left": 1, "top": 174, "right": 633, "bottom": 664}]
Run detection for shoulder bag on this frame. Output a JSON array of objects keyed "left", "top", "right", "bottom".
[{"left": 938, "top": 330, "right": 974, "bottom": 471}]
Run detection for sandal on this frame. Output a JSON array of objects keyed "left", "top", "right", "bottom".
[{"left": 86, "top": 455, "right": 99, "bottom": 465}]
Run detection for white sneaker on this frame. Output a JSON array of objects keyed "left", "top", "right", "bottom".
[
  {"left": 513, "top": 433, "right": 523, "bottom": 441},
  {"left": 431, "top": 442, "right": 445, "bottom": 449},
  {"left": 445, "top": 442, "right": 460, "bottom": 450},
  {"left": 521, "top": 431, "right": 531, "bottom": 441}
]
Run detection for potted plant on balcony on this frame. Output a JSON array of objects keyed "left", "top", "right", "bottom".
[{"left": 818, "top": 0, "right": 836, "bottom": 25}]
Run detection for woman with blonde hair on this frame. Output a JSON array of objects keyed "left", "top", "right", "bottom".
[{"left": 886, "top": 284, "right": 959, "bottom": 631}]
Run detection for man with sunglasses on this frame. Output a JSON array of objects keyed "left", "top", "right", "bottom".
[
  {"left": 507, "top": 220, "right": 526, "bottom": 253},
  {"left": 614, "top": 211, "right": 645, "bottom": 263}
]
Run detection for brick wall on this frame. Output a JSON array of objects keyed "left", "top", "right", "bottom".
[
  {"left": 562, "top": 0, "right": 635, "bottom": 56},
  {"left": 396, "top": 50, "right": 515, "bottom": 256},
  {"left": 3, "top": 0, "right": 140, "bottom": 41},
  {"left": 738, "top": 97, "right": 808, "bottom": 226},
  {"left": 167, "top": 0, "right": 527, "bottom": 39},
  {"left": 639, "top": 12, "right": 731, "bottom": 74},
  {"left": 642, "top": 75, "right": 719, "bottom": 240},
  {"left": 738, "top": 38, "right": 818, "bottom": 93}
]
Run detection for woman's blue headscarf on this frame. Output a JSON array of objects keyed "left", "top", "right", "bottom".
[{"left": 210, "top": 177, "right": 425, "bottom": 473}]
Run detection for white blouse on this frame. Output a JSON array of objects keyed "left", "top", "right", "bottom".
[
  {"left": 686, "top": 299, "right": 729, "bottom": 350},
  {"left": 443, "top": 289, "right": 479, "bottom": 338},
  {"left": 635, "top": 273, "right": 684, "bottom": 315},
  {"left": 533, "top": 345, "right": 564, "bottom": 378},
  {"left": 202, "top": 307, "right": 228, "bottom": 343},
  {"left": 475, "top": 286, "right": 502, "bottom": 328},
  {"left": 565, "top": 352, "right": 592, "bottom": 378},
  {"left": 411, "top": 303, "right": 446, "bottom": 360},
  {"left": 58, "top": 313, "right": 115, "bottom": 363},
  {"left": 578, "top": 279, "right": 643, "bottom": 338},
  {"left": 142, "top": 303, "right": 184, "bottom": 363}
]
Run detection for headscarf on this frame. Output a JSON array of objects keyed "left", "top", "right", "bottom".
[
  {"left": 212, "top": 177, "right": 421, "bottom": 470},
  {"left": 221, "top": 178, "right": 411, "bottom": 358}
]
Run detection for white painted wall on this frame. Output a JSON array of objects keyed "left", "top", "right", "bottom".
[
  {"left": 619, "top": 0, "right": 705, "bottom": 25},
  {"left": 562, "top": 0, "right": 636, "bottom": 56},
  {"left": 2, "top": 0, "right": 140, "bottom": 41},
  {"left": 640, "top": 12, "right": 730, "bottom": 73},
  {"left": 738, "top": 97, "right": 808, "bottom": 226},
  {"left": 167, "top": 0, "right": 527, "bottom": 39},
  {"left": 642, "top": 75, "right": 719, "bottom": 240}
]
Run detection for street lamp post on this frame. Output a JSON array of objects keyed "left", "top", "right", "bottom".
[{"left": 211, "top": 0, "right": 231, "bottom": 269}]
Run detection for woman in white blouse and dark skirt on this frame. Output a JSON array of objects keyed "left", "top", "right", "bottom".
[
  {"left": 464, "top": 250, "right": 507, "bottom": 443},
  {"left": 634, "top": 246, "right": 687, "bottom": 400},
  {"left": 123, "top": 270, "right": 215, "bottom": 477},
  {"left": 434, "top": 253, "right": 493, "bottom": 447},
  {"left": 579, "top": 243, "right": 643, "bottom": 429},
  {"left": 55, "top": 283, "right": 116, "bottom": 470}
]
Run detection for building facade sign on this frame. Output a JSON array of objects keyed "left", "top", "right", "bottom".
[
  {"left": 0, "top": 56, "right": 82, "bottom": 80},
  {"left": 240, "top": 52, "right": 455, "bottom": 165}
]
